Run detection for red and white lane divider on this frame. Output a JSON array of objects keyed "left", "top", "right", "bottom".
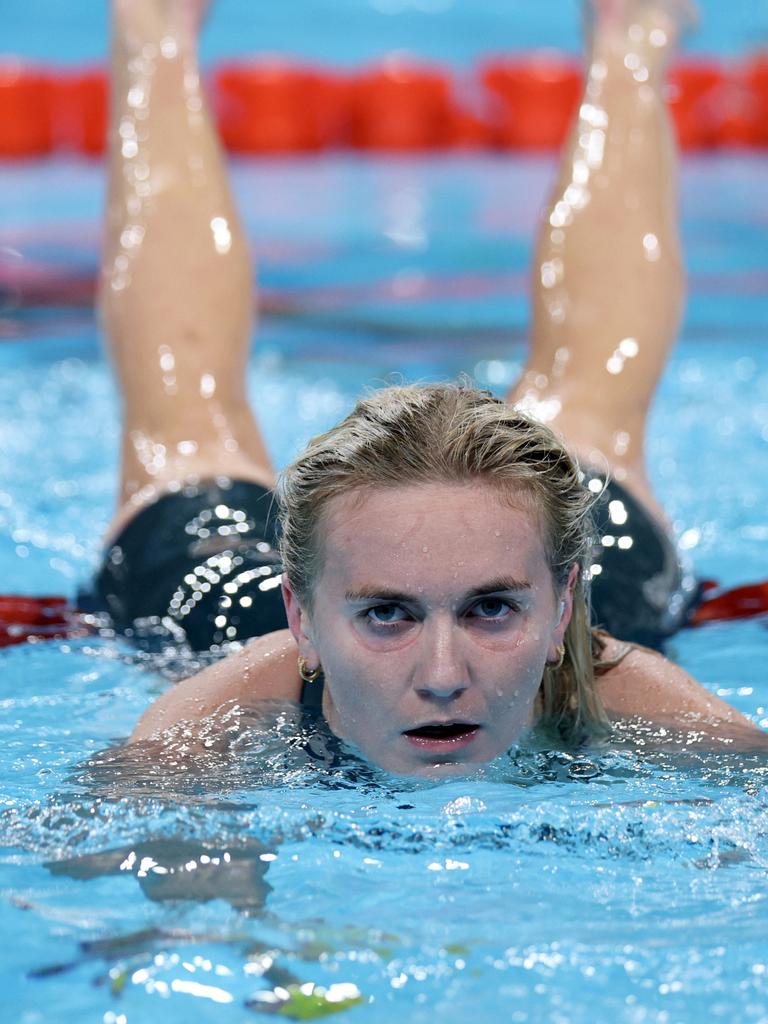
[
  {"left": 1, "top": 52, "right": 767, "bottom": 159},
  {"left": 0, "top": 595, "right": 81, "bottom": 648}
]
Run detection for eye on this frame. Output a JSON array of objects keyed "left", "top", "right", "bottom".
[
  {"left": 469, "top": 597, "right": 516, "bottom": 620},
  {"left": 365, "top": 604, "right": 410, "bottom": 626}
]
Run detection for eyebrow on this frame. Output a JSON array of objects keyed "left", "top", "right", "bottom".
[
  {"left": 465, "top": 577, "right": 532, "bottom": 599},
  {"left": 345, "top": 577, "right": 532, "bottom": 604}
]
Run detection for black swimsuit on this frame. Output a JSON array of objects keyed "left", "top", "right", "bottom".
[
  {"left": 78, "top": 480, "right": 288, "bottom": 650},
  {"left": 299, "top": 675, "right": 325, "bottom": 710},
  {"left": 585, "top": 471, "right": 698, "bottom": 649}
]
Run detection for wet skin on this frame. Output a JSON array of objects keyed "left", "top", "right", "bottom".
[{"left": 283, "top": 482, "right": 576, "bottom": 777}]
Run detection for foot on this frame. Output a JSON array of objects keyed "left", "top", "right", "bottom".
[{"left": 113, "top": 0, "right": 212, "bottom": 54}]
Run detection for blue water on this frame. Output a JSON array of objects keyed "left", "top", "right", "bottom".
[
  {"left": 1, "top": 149, "right": 768, "bottom": 1023},
  {"left": 4, "top": 0, "right": 768, "bottom": 66}
]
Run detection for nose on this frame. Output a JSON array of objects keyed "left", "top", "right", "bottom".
[{"left": 413, "top": 616, "right": 469, "bottom": 700}]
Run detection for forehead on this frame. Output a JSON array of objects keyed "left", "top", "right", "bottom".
[{"left": 316, "top": 481, "right": 552, "bottom": 589}]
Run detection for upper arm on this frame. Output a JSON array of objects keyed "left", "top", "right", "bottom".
[
  {"left": 597, "top": 640, "right": 767, "bottom": 746},
  {"left": 130, "top": 629, "right": 301, "bottom": 743}
]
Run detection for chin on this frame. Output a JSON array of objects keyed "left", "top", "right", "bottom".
[{"left": 372, "top": 744, "right": 500, "bottom": 779}]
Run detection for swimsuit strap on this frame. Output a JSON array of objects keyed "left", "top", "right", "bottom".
[{"left": 300, "top": 673, "right": 325, "bottom": 710}]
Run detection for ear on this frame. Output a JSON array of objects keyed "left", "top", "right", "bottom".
[
  {"left": 548, "top": 562, "right": 580, "bottom": 661},
  {"left": 281, "top": 576, "right": 320, "bottom": 667}
]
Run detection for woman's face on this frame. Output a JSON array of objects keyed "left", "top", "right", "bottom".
[{"left": 283, "top": 481, "right": 575, "bottom": 777}]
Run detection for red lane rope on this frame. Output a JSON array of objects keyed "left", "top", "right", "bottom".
[
  {"left": 0, "top": 595, "right": 80, "bottom": 648},
  {"left": 688, "top": 581, "right": 768, "bottom": 627},
  {"left": 0, "top": 53, "right": 767, "bottom": 159}
]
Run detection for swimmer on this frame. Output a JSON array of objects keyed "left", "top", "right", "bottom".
[{"left": 82, "top": 0, "right": 767, "bottom": 775}]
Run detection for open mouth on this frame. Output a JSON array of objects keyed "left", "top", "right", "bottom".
[{"left": 403, "top": 723, "right": 480, "bottom": 749}]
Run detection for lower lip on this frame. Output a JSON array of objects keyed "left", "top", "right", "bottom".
[{"left": 404, "top": 727, "right": 480, "bottom": 753}]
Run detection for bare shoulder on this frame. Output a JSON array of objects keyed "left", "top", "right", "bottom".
[
  {"left": 130, "top": 629, "right": 301, "bottom": 743},
  {"left": 595, "top": 635, "right": 767, "bottom": 745}
]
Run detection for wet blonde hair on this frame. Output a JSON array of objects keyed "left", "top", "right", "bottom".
[{"left": 277, "top": 381, "right": 611, "bottom": 744}]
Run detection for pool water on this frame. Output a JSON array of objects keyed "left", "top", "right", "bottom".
[
  {"left": 1, "top": 151, "right": 768, "bottom": 1023},
  {"left": 5, "top": 0, "right": 768, "bottom": 65}
]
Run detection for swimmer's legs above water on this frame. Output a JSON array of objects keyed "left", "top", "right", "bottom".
[
  {"left": 102, "top": 0, "right": 275, "bottom": 540},
  {"left": 93, "top": 0, "right": 698, "bottom": 649},
  {"left": 508, "top": 0, "right": 696, "bottom": 523},
  {"left": 102, "top": 0, "right": 692, "bottom": 537}
]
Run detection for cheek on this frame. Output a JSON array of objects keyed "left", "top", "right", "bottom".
[
  {"left": 317, "top": 635, "right": 400, "bottom": 722},
  {"left": 327, "top": 662, "right": 399, "bottom": 717},
  {"left": 487, "top": 635, "right": 548, "bottom": 710},
  {"left": 313, "top": 611, "right": 407, "bottom": 697}
]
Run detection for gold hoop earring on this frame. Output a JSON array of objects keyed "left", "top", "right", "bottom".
[
  {"left": 546, "top": 644, "right": 566, "bottom": 670},
  {"left": 298, "top": 656, "right": 322, "bottom": 683}
]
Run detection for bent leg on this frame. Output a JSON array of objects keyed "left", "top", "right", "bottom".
[
  {"left": 102, "top": 0, "right": 274, "bottom": 539},
  {"left": 509, "top": 0, "right": 695, "bottom": 521}
]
